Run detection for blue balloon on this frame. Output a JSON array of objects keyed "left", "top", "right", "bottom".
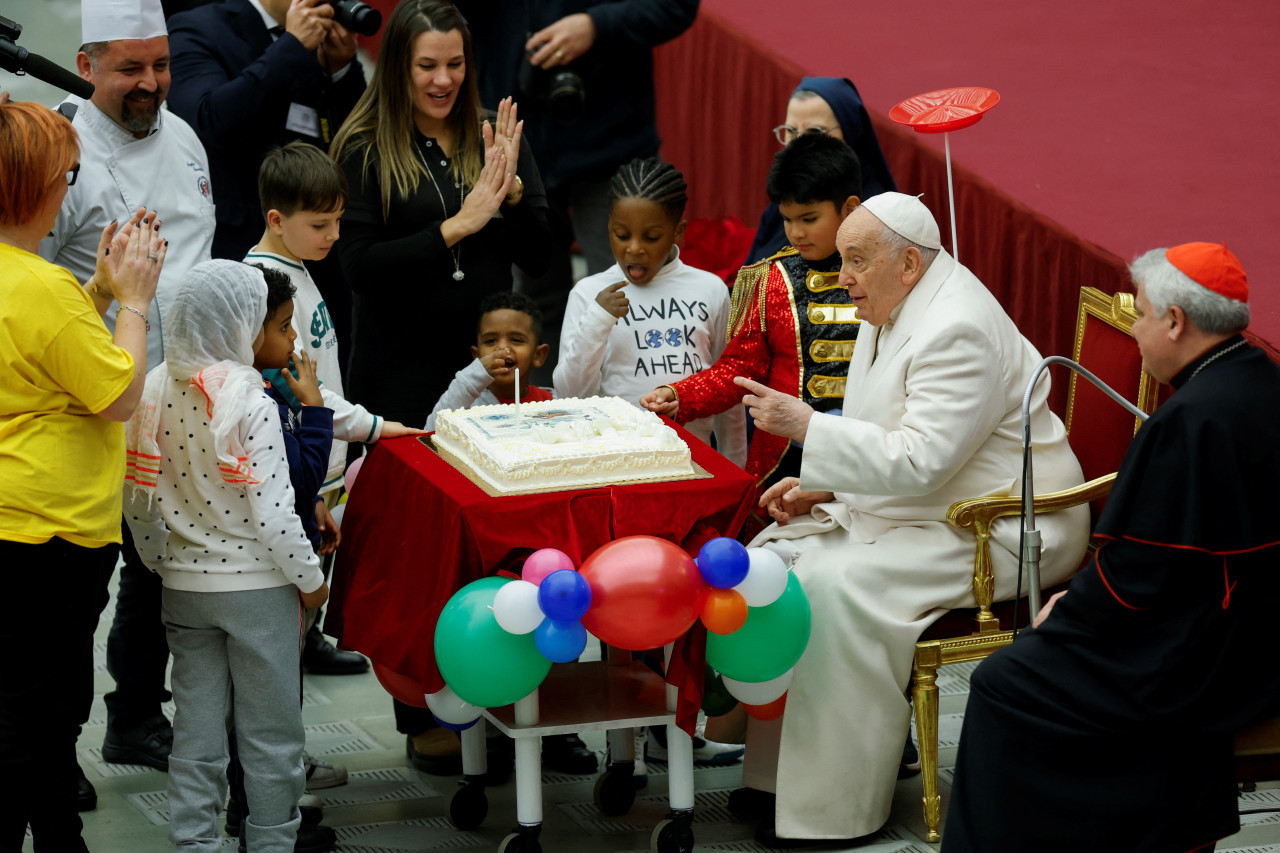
[
  {"left": 534, "top": 618, "right": 588, "bottom": 663},
  {"left": 696, "top": 537, "right": 750, "bottom": 589},
  {"left": 537, "top": 569, "right": 593, "bottom": 622},
  {"left": 434, "top": 715, "right": 479, "bottom": 732}
]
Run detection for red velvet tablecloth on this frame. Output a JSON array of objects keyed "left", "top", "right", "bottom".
[{"left": 327, "top": 423, "right": 755, "bottom": 695}]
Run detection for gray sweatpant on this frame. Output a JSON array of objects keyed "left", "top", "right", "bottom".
[{"left": 162, "top": 585, "right": 305, "bottom": 852}]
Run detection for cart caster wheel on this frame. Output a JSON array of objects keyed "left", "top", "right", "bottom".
[
  {"left": 593, "top": 766, "right": 637, "bottom": 816},
  {"left": 448, "top": 782, "right": 487, "bottom": 830},
  {"left": 498, "top": 826, "right": 541, "bottom": 853},
  {"left": 650, "top": 817, "right": 695, "bottom": 853}
]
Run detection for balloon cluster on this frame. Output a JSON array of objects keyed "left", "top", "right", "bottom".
[
  {"left": 411, "top": 536, "right": 810, "bottom": 731},
  {"left": 696, "top": 541, "right": 810, "bottom": 720},
  {"left": 493, "top": 549, "right": 593, "bottom": 663}
]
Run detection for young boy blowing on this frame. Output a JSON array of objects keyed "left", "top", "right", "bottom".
[
  {"left": 641, "top": 134, "right": 863, "bottom": 532},
  {"left": 246, "top": 141, "right": 423, "bottom": 679},
  {"left": 124, "top": 260, "right": 328, "bottom": 853},
  {"left": 554, "top": 157, "right": 746, "bottom": 467},
  {"left": 425, "top": 290, "right": 553, "bottom": 431}
]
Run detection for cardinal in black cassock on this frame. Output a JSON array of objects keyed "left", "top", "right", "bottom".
[{"left": 942, "top": 243, "right": 1280, "bottom": 853}]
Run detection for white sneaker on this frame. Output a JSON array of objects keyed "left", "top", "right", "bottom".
[
  {"left": 303, "top": 751, "right": 348, "bottom": 790},
  {"left": 646, "top": 723, "right": 744, "bottom": 766}
]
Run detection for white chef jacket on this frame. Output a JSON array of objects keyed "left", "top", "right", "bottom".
[{"left": 40, "top": 98, "right": 216, "bottom": 371}]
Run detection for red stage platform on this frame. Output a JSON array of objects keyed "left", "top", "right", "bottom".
[{"left": 653, "top": 0, "right": 1280, "bottom": 372}]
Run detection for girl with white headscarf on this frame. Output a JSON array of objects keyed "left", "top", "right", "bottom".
[{"left": 124, "top": 259, "right": 328, "bottom": 852}]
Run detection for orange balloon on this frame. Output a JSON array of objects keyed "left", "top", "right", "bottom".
[
  {"left": 701, "top": 587, "right": 749, "bottom": 635},
  {"left": 742, "top": 692, "right": 787, "bottom": 721}
]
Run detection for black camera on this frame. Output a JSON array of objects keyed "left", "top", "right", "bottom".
[
  {"left": 328, "top": 0, "right": 381, "bottom": 37},
  {"left": 518, "top": 58, "right": 586, "bottom": 122}
]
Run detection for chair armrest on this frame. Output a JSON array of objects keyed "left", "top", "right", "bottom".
[
  {"left": 948, "top": 473, "right": 1116, "bottom": 532},
  {"left": 943, "top": 473, "right": 1115, "bottom": 633}
]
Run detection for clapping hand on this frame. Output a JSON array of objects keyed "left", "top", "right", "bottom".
[
  {"left": 283, "top": 349, "right": 324, "bottom": 408},
  {"left": 594, "top": 281, "right": 629, "bottom": 318},
  {"left": 482, "top": 97, "right": 523, "bottom": 186},
  {"left": 453, "top": 148, "right": 511, "bottom": 237},
  {"left": 757, "top": 477, "right": 834, "bottom": 526},
  {"left": 93, "top": 207, "right": 166, "bottom": 310}
]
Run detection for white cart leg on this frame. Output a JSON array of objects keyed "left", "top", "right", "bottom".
[
  {"left": 514, "top": 690, "right": 542, "bottom": 827},
  {"left": 460, "top": 716, "right": 487, "bottom": 777}
]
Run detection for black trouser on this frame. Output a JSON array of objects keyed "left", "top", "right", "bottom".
[
  {"left": 0, "top": 537, "right": 116, "bottom": 852},
  {"left": 103, "top": 520, "right": 171, "bottom": 730}
]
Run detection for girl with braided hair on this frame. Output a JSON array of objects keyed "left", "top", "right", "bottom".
[{"left": 554, "top": 157, "right": 747, "bottom": 469}]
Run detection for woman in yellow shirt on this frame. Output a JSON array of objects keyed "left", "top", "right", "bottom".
[{"left": 0, "top": 97, "right": 167, "bottom": 852}]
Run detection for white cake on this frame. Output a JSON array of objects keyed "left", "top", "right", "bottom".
[{"left": 431, "top": 396, "right": 694, "bottom": 493}]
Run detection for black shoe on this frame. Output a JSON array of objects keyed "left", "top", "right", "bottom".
[
  {"left": 303, "top": 624, "right": 369, "bottom": 675},
  {"left": 541, "top": 733, "right": 597, "bottom": 775},
  {"left": 76, "top": 764, "right": 96, "bottom": 812},
  {"left": 727, "top": 786, "right": 775, "bottom": 822},
  {"left": 898, "top": 730, "right": 921, "bottom": 779},
  {"left": 239, "top": 821, "right": 337, "bottom": 853},
  {"left": 102, "top": 714, "right": 172, "bottom": 771}
]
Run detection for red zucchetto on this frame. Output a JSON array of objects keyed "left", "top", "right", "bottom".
[{"left": 1165, "top": 242, "right": 1249, "bottom": 303}]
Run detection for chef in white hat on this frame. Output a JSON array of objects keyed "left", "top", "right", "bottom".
[
  {"left": 40, "top": 0, "right": 216, "bottom": 373},
  {"left": 727, "top": 192, "right": 1091, "bottom": 844},
  {"left": 37, "top": 0, "right": 216, "bottom": 818}
]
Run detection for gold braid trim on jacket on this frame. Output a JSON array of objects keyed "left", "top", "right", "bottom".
[{"left": 726, "top": 246, "right": 799, "bottom": 341}]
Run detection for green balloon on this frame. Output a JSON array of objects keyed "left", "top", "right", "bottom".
[
  {"left": 435, "top": 577, "right": 552, "bottom": 708},
  {"left": 701, "top": 667, "right": 739, "bottom": 717},
  {"left": 705, "top": 572, "right": 810, "bottom": 683}
]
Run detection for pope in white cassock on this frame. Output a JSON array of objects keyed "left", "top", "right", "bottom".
[{"left": 732, "top": 193, "right": 1091, "bottom": 843}]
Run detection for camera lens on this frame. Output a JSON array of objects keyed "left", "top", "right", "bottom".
[
  {"left": 330, "top": 0, "right": 382, "bottom": 37},
  {"left": 546, "top": 70, "right": 586, "bottom": 122}
]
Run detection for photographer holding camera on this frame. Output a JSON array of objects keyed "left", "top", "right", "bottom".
[
  {"left": 459, "top": 0, "right": 699, "bottom": 381},
  {"left": 165, "top": 0, "right": 369, "bottom": 262}
]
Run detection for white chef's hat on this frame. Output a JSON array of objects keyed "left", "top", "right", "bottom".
[
  {"left": 860, "top": 192, "right": 943, "bottom": 251},
  {"left": 82, "top": 0, "right": 167, "bottom": 44}
]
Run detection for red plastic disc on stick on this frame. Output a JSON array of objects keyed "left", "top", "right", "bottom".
[{"left": 889, "top": 87, "right": 1000, "bottom": 134}]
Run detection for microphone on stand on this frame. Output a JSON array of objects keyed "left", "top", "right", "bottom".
[
  {"left": 1017, "top": 356, "right": 1149, "bottom": 619},
  {"left": 0, "top": 15, "right": 95, "bottom": 101}
]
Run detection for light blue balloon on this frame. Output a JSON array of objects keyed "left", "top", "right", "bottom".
[{"left": 534, "top": 618, "right": 588, "bottom": 663}]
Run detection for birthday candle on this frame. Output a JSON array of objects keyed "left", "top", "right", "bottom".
[{"left": 514, "top": 367, "right": 521, "bottom": 422}]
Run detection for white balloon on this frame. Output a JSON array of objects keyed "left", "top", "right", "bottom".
[
  {"left": 425, "top": 684, "right": 483, "bottom": 724},
  {"left": 735, "top": 548, "right": 788, "bottom": 607},
  {"left": 722, "top": 669, "right": 793, "bottom": 706},
  {"left": 329, "top": 503, "right": 345, "bottom": 528},
  {"left": 492, "top": 579, "right": 545, "bottom": 634}
]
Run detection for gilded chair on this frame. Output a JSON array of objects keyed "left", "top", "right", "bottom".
[{"left": 910, "top": 286, "right": 1163, "bottom": 842}]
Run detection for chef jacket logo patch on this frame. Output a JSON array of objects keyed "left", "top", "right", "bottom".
[{"left": 197, "top": 176, "right": 211, "bottom": 200}]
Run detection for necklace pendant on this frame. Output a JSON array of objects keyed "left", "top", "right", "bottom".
[{"left": 452, "top": 269, "right": 466, "bottom": 281}]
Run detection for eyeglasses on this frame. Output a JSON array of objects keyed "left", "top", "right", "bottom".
[
  {"left": 66, "top": 163, "right": 80, "bottom": 187},
  {"left": 772, "top": 125, "right": 836, "bottom": 146}
]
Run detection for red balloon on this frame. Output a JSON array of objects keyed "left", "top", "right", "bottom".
[
  {"left": 702, "top": 588, "right": 748, "bottom": 635},
  {"left": 580, "top": 536, "right": 707, "bottom": 650},
  {"left": 373, "top": 662, "right": 428, "bottom": 708},
  {"left": 742, "top": 692, "right": 787, "bottom": 721}
]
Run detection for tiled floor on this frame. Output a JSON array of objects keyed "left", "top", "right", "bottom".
[{"left": 28, "top": 573, "right": 1280, "bottom": 852}]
